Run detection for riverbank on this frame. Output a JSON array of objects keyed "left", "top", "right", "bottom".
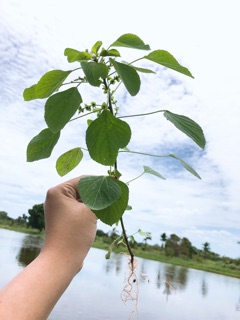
[
  {"left": 93, "top": 238, "right": 240, "bottom": 279},
  {"left": 1, "top": 224, "right": 240, "bottom": 279}
]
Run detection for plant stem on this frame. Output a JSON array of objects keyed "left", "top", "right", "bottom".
[
  {"left": 107, "top": 82, "right": 135, "bottom": 267},
  {"left": 120, "top": 217, "right": 134, "bottom": 267},
  {"left": 118, "top": 109, "right": 165, "bottom": 119}
]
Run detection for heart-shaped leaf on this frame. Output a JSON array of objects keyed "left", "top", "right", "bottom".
[
  {"left": 78, "top": 176, "right": 121, "bottom": 210},
  {"left": 86, "top": 110, "right": 131, "bottom": 165},
  {"left": 94, "top": 180, "right": 129, "bottom": 226}
]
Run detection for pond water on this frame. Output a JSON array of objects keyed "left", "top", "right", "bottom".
[{"left": 0, "top": 228, "right": 240, "bottom": 320}]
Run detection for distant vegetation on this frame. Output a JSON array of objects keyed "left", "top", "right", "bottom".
[{"left": 1, "top": 208, "right": 240, "bottom": 278}]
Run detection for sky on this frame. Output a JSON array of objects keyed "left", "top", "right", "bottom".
[{"left": 0, "top": 0, "right": 239, "bottom": 258}]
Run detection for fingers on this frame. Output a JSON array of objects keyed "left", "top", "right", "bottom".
[{"left": 50, "top": 175, "right": 88, "bottom": 201}]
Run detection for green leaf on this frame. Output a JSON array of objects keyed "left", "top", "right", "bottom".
[
  {"left": 64, "top": 48, "right": 91, "bottom": 62},
  {"left": 143, "top": 166, "right": 166, "bottom": 180},
  {"left": 138, "top": 229, "right": 152, "bottom": 239},
  {"left": 105, "top": 251, "right": 111, "bottom": 259},
  {"left": 81, "top": 61, "right": 109, "bottom": 86},
  {"left": 27, "top": 128, "right": 60, "bottom": 162},
  {"left": 44, "top": 87, "right": 82, "bottom": 133},
  {"left": 144, "top": 50, "right": 194, "bottom": 78},
  {"left": 126, "top": 205, "right": 132, "bottom": 211},
  {"left": 169, "top": 154, "right": 201, "bottom": 179},
  {"left": 132, "top": 66, "right": 156, "bottom": 74},
  {"left": 94, "top": 180, "right": 129, "bottom": 226},
  {"left": 110, "top": 59, "right": 140, "bottom": 96},
  {"left": 91, "top": 41, "right": 102, "bottom": 55},
  {"left": 56, "top": 148, "right": 83, "bottom": 176},
  {"left": 110, "top": 33, "right": 151, "bottom": 50},
  {"left": 23, "top": 70, "right": 72, "bottom": 101},
  {"left": 129, "top": 235, "right": 135, "bottom": 243},
  {"left": 164, "top": 111, "right": 206, "bottom": 149},
  {"left": 86, "top": 110, "right": 131, "bottom": 165},
  {"left": 78, "top": 176, "right": 121, "bottom": 210},
  {"left": 100, "top": 49, "right": 121, "bottom": 57}
]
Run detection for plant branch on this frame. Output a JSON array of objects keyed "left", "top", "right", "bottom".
[
  {"left": 119, "top": 150, "right": 167, "bottom": 158},
  {"left": 118, "top": 109, "right": 165, "bottom": 119},
  {"left": 126, "top": 172, "right": 145, "bottom": 184},
  {"left": 69, "top": 110, "right": 100, "bottom": 122}
]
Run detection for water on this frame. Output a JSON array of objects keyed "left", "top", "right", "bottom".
[{"left": 0, "top": 228, "right": 240, "bottom": 320}]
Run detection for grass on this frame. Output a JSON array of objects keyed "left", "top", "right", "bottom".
[
  {"left": 0, "top": 223, "right": 43, "bottom": 236},
  {"left": 93, "top": 238, "right": 240, "bottom": 279},
  {"left": 1, "top": 224, "right": 240, "bottom": 279}
]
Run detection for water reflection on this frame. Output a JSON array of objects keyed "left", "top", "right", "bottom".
[
  {"left": 1, "top": 229, "right": 240, "bottom": 320},
  {"left": 16, "top": 234, "right": 44, "bottom": 267},
  {"left": 201, "top": 278, "right": 208, "bottom": 297}
]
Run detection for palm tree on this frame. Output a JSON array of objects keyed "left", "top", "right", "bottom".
[{"left": 160, "top": 233, "right": 167, "bottom": 248}]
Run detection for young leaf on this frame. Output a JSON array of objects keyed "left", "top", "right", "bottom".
[
  {"left": 169, "top": 154, "right": 201, "bottom": 179},
  {"left": 56, "top": 148, "right": 83, "bottom": 176},
  {"left": 93, "top": 180, "right": 129, "bottom": 226},
  {"left": 164, "top": 111, "right": 206, "bottom": 149},
  {"left": 110, "top": 59, "right": 141, "bottom": 96},
  {"left": 91, "top": 41, "right": 102, "bottom": 55},
  {"left": 100, "top": 49, "right": 121, "bottom": 57},
  {"left": 143, "top": 166, "right": 166, "bottom": 180},
  {"left": 81, "top": 61, "right": 109, "bottom": 87},
  {"left": 64, "top": 48, "right": 91, "bottom": 62},
  {"left": 86, "top": 110, "right": 131, "bottom": 165},
  {"left": 105, "top": 250, "right": 111, "bottom": 259},
  {"left": 27, "top": 128, "right": 60, "bottom": 162},
  {"left": 44, "top": 87, "right": 82, "bottom": 133},
  {"left": 138, "top": 229, "right": 152, "bottom": 239},
  {"left": 78, "top": 176, "right": 121, "bottom": 210},
  {"left": 110, "top": 33, "right": 151, "bottom": 50},
  {"left": 129, "top": 235, "right": 135, "bottom": 244},
  {"left": 144, "top": 50, "right": 194, "bottom": 78},
  {"left": 23, "top": 70, "right": 72, "bottom": 101}
]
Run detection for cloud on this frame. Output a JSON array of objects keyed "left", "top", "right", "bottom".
[{"left": 0, "top": 0, "right": 240, "bottom": 259}]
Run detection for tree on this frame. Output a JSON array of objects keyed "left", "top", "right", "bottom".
[
  {"left": 160, "top": 232, "right": 167, "bottom": 248},
  {"left": 203, "top": 242, "right": 210, "bottom": 252},
  {"left": 179, "top": 237, "right": 193, "bottom": 258},
  {"left": 0, "top": 211, "right": 8, "bottom": 220},
  {"left": 28, "top": 204, "right": 45, "bottom": 232},
  {"left": 165, "top": 234, "right": 181, "bottom": 256},
  {"left": 15, "top": 213, "right": 28, "bottom": 226}
]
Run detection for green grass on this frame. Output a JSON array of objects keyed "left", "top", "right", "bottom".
[
  {"left": 1, "top": 224, "right": 239, "bottom": 279},
  {"left": 0, "top": 224, "right": 44, "bottom": 237},
  {"left": 93, "top": 238, "right": 240, "bottom": 279}
]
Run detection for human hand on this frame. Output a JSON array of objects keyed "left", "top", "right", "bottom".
[
  {"left": 42, "top": 175, "right": 97, "bottom": 274},
  {"left": 0, "top": 176, "right": 97, "bottom": 320}
]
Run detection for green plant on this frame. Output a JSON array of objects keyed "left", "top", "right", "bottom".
[{"left": 23, "top": 33, "right": 205, "bottom": 266}]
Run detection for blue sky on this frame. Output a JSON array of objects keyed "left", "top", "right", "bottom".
[{"left": 0, "top": 0, "right": 240, "bottom": 258}]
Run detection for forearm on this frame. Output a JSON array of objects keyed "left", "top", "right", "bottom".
[{"left": 0, "top": 250, "right": 77, "bottom": 320}]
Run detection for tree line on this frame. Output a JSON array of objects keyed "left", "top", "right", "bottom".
[
  {"left": 1, "top": 205, "right": 239, "bottom": 267},
  {"left": 0, "top": 204, "right": 44, "bottom": 232}
]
